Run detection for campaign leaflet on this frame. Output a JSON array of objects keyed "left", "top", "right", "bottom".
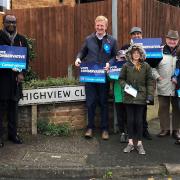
[
  {"left": 0, "top": 45, "right": 27, "bottom": 70},
  {"left": 132, "top": 38, "right": 163, "bottom": 68},
  {"left": 108, "top": 60, "right": 126, "bottom": 80},
  {"left": 80, "top": 62, "right": 106, "bottom": 83}
]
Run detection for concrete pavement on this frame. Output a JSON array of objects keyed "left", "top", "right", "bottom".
[{"left": 0, "top": 119, "right": 180, "bottom": 179}]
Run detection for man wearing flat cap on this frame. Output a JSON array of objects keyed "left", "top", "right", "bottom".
[
  {"left": 152, "top": 30, "right": 180, "bottom": 139},
  {"left": 121, "top": 27, "right": 142, "bottom": 50},
  {"left": 120, "top": 27, "right": 152, "bottom": 141},
  {"left": 0, "top": 14, "right": 29, "bottom": 147}
]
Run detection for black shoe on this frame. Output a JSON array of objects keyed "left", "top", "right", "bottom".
[
  {"left": 0, "top": 138, "right": 4, "bottom": 148},
  {"left": 175, "top": 139, "right": 180, "bottom": 145},
  {"left": 172, "top": 130, "right": 180, "bottom": 140},
  {"left": 143, "top": 130, "right": 152, "bottom": 140},
  {"left": 8, "top": 135, "right": 23, "bottom": 144}
]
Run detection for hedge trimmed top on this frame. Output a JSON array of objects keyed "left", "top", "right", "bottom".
[{"left": 23, "top": 77, "right": 80, "bottom": 89}]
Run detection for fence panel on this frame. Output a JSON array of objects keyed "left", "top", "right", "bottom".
[
  {"left": 142, "top": 0, "right": 180, "bottom": 42},
  {"left": 9, "top": 6, "right": 75, "bottom": 79},
  {"left": 7, "top": 0, "right": 180, "bottom": 79}
]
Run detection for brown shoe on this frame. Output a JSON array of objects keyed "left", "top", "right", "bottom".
[
  {"left": 102, "top": 131, "right": 109, "bottom": 140},
  {"left": 85, "top": 129, "right": 93, "bottom": 138},
  {"left": 157, "top": 130, "right": 170, "bottom": 137}
]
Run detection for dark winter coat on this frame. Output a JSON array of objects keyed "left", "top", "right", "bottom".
[
  {"left": 0, "top": 30, "right": 29, "bottom": 101},
  {"left": 76, "top": 33, "right": 117, "bottom": 64},
  {"left": 119, "top": 45, "right": 154, "bottom": 105}
]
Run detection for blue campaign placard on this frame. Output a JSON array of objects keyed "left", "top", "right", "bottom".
[
  {"left": 80, "top": 62, "right": 106, "bottom": 83},
  {"left": 132, "top": 38, "right": 163, "bottom": 59},
  {"left": 108, "top": 60, "right": 126, "bottom": 80},
  {"left": 177, "top": 89, "right": 180, "bottom": 97},
  {"left": 0, "top": 45, "right": 27, "bottom": 70}
]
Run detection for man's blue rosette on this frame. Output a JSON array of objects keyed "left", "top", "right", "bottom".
[{"left": 103, "top": 43, "right": 111, "bottom": 54}]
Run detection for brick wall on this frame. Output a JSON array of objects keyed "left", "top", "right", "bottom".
[
  {"left": 12, "top": 0, "right": 76, "bottom": 9},
  {"left": 12, "top": 0, "right": 60, "bottom": 9},
  {"left": 17, "top": 101, "right": 114, "bottom": 134},
  {"left": 18, "top": 106, "right": 32, "bottom": 133},
  {"left": 37, "top": 102, "right": 87, "bottom": 130}
]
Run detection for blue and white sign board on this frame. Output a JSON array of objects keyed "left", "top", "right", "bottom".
[
  {"left": 0, "top": 45, "right": 27, "bottom": 70},
  {"left": 108, "top": 60, "right": 126, "bottom": 80},
  {"left": 19, "top": 86, "right": 86, "bottom": 106},
  {"left": 80, "top": 62, "right": 106, "bottom": 83},
  {"left": 132, "top": 38, "right": 163, "bottom": 59},
  {"left": 177, "top": 89, "right": 180, "bottom": 98}
]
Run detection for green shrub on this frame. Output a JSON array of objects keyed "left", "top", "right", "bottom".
[
  {"left": 26, "top": 37, "right": 36, "bottom": 61},
  {"left": 25, "top": 37, "right": 38, "bottom": 81},
  {"left": 24, "top": 67, "right": 38, "bottom": 82},
  {"left": 37, "top": 120, "right": 71, "bottom": 136},
  {"left": 23, "top": 77, "right": 79, "bottom": 89},
  {"left": 103, "top": 170, "right": 113, "bottom": 179}
]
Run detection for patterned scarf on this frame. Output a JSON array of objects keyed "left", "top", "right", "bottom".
[{"left": 3, "top": 28, "right": 17, "bottom": 46}]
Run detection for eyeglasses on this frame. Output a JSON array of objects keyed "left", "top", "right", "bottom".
[{"left": 4, "top": 21, "right": 16, "bottom": 24}]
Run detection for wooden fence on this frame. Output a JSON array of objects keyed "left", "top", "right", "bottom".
[{"left": 6, "top": 0, "right": 180, "bottom": 79}]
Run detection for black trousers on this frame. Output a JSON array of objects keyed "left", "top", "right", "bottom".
[
  {"left": 0, "top": 100, "right": 18, "bottom": 138},
  {"left": 143, "top": 105, "right": 148, "bottom": 132},
  {"left": 126, "top": 104, "right": 145, "bottom": 140},
  {"left": 85, "top": 82, "right": 109, "bottom": 131},
  {"left": 115, "top": 102, "right": 127, "bottom": 133}
]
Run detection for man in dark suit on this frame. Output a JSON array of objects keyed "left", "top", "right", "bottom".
[{"left": 0, "top": 14, "right": 29, "bottom": 147}]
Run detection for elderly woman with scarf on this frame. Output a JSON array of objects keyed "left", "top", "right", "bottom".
[{"left": 119, "top": 44, "right": 154, "bottom": 155}]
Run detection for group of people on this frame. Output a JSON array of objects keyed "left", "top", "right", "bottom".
[
  {"left": 0, "top": 14, "right": 179, "bottom": 155},
  {"left": 75, "top": 15, "right": 180, "bottom": 155}
]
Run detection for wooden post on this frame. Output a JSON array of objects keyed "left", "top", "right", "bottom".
[
  {"left": 0, "top": 13, "right": 4, "bottom": 29},
  {"left": 31, "top": 105, "right": 37, "bottom": 135}
]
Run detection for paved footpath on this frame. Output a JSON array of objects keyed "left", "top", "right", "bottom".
[{"left": 0, "top": 119, "right": 180, "bottom": 179}]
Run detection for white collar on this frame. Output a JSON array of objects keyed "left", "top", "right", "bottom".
[{"left": 96, "top": 33, "right": 106, "bottom": 40}]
